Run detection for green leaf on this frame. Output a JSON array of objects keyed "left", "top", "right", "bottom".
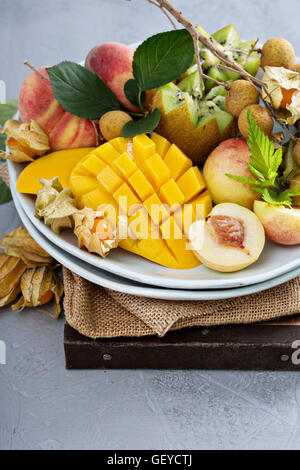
[
  {"left": 247, "top": 110, "right": 282, "bottom": 185},
  {"left": 122, "top": 109, "right": 161, "bottom": 138},
  {"left": 0, "top": 133, "right": 6, "bottom": 153},
  {"left": 0, "top": 99, "right": 18, "bottom": 126},
  {"left": 124, "top": 79, "right": 145, "bottom": 108},
  {"left": 47, "top": 61, "right": 121, "bottom": 119},
  {"left": 133, "top": 29, "right": 194, "bottom": 91},
  {"left": 256, "top": 187, "right": 300, "bottom": 206},
  {"left": 0, "top": 176, "right": 12, "bottom": 205},
  {"left": 226, "top": 173, "right": 272, "bottom": 188}
]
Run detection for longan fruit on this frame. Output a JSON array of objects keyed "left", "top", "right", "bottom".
[
  {"left": 99, "top": 110, "right": 132, "bottom": 141},
  {"left": 261, "top": 38, "right": 295, "bottom": 70},
  {"left": 293, "top": 142, "right": 300, "bottom": 167},
  {"left": 293, "top": 63, "right": 300, "bottom": 73},
  {"left": 238, "top": 104, "right": 274, "bottom": 139},
  {"left": 290, "top": 170, "right": 300, "bottom": 206},
  {"left": 225, "top": 80, "right": 260, "bottom": 117}
]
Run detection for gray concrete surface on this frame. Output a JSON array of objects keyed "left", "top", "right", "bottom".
[{"left": 1, "top": 0, "right": 300, "bottom": 451}]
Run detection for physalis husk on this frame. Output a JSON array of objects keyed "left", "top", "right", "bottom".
[
  {"left": 12, "top": 266, "right": 64, "bottom": 318},
  {"left": 73, "top": 207, "right": 118, "bottom": 258},
  {"left": 262, "top": 66, "right": 300, "bottom": 125},
  {"left": 0, "top": 227, "right": 53, "bottom": 267},
  {"left": 0, "top": 253, "right": 27, "bottom": 307},
  {"left": 35, "top": 177, "right": 78, "bottom": 234},
  {"left": 0, "top": 120, "right": 50, "bottom": 162}
]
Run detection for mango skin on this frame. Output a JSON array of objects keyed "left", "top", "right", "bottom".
[{"left": 16, "top": 148, "right": 94, "bottom": 195}]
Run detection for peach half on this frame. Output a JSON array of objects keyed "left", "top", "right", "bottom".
[
  {"left": 188, "top": 203, "right": 265, "bottom": 272},
  {"left": 254, "top": 201, "right": 300, "bottom": 245}
]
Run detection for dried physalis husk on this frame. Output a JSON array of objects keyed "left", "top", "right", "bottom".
[
  {"left": 0, "top": 120, "right": 50, "bottom": 162},
  {"left": 73, "top": 207, "right": 118, "bottom": 258},
  {"left": 262, "top": 66, "right": 300, "bottom": 125},
  {"left": 35, "top": 177, "right": 78, "bottom": 233},
  {"left": 0, "top": 253, "right": 27, "bottom": 307},
  {"left": 12, "top": 266, "right": 64, "bottom": 318},
  {"left": 0, "top": 227, "right": 53, "bottom": 267}
]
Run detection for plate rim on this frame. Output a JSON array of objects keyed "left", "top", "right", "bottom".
[
  {"left": 9, "top": 160, "right": 300, "bottom": 290},
  {"left": 11, "top": 179, "right": 300, "bottom": 301}
]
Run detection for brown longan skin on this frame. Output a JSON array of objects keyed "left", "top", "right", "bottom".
[
  {"left": 293, "top": 64, "right": 300, "bottom": 73},
  {"left": 225, "top": 80, "right": 260, "bottom": 118},
  {"left": 99, "top": 110, "right": 132, "bottom": 141},
  {"left": 238, "top": 104, "right": 274, "bottom": 139},
  {"left": 261, "top": 38, "right": 295, "bottom": 70},
  {"left": 290, "top": 169, "right": 300, "bottom": 206},
  {"left": 293, "top": 142, "right": 300, "bottom": 167}
]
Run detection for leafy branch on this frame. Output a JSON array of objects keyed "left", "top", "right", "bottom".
[{"left": 227, "top": 111, "right": 300, "bottom": 206}]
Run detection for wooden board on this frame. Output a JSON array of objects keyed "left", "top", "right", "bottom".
[{"left": 64, "top": 316, "right": 300, "bottom": 370}]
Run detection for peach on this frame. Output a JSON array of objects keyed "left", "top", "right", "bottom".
[
  {"left": 48, "top": 112, "right": 96, "bottom": 151},
  {"left": 254, "top": 201, "right": 300, "bottom": 245},
  {"left": 19, "top": 67, "right": 97, "bottom": 150},
  {"left": 19, "top": 67, "right": 65, "bottom": 135},
  {"left": 203, "top": 138, "right": 259, "bottom": 210},
  {"left": 85, "top": 42, "right": 139, "bottom": 112},
  {"left": 189, "top": 203, "right": 265, "bottom": 272}
]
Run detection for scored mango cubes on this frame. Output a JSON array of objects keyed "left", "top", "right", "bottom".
[{"left": 69, "top": 133, "right": 212, "bottom": 269}]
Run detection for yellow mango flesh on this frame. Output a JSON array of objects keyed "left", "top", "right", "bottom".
[
  {"left": 70, "top": 133, "right": 212, "bottom": 269},
  {"left": 17, "top": 148, "right": 94, "bottom": 195}
]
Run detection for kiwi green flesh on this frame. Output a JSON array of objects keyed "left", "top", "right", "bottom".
[
  {"left": 178, "top": 71, "right": 202, "bottom": 97},
  {"left": 157, "top": 81, "right": 234, "bottom": 134},
  {"left": 194, "top": 25, "right": 260, "bottom": 89},
  {"left": 197, "top": 109, "right": 233, "bottom": 133},
  {"left": 212, "top": 24, "right": 241, "bottom": 48}
]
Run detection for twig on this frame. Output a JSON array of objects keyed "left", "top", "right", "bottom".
[
  {"left": 24, "top": 61, "right": 50, "bottom": 82},
  {"left": 192, "top": 35, "right": 205, "bottom": 91},
  {"left": 90, "top": 119, "right": 101, "bottom": 146},
  {"left": 217, "top": 63, "right": 264, "bottom": 88},
  {"left": 147, "top": 0, "right": 177, "bottom": 29},
  {"left": 240, "top": 38, "right": 259, "bottom": 66},
  {"left": 227, "top": 47, "right": 261, "bottom": 55},
  {"left": 202, "top": 73, "right": 230, "bottom": 90},
  {"left": 154, "top": 0, "right": 266, "bottom": 88},
  {"left": 263, "top": 99, "right": 300, "bottom": 143}
]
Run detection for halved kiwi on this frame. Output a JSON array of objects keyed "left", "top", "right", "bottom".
[
  {"left": 152, "top": 79, "right": 237, "bottom": 163},
  {"left": 152, "top": 24, "right": 260, "bottom": 163},
  {"left": 196, "top": 24, "right": 260, "bottom": 91}
]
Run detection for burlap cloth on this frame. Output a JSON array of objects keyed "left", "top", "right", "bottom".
[{"left": 2, "top": 162, "right": 299, "bottom": 339}]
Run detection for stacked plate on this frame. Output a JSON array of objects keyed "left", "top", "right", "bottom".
[{"left": 8, "top": 160, "right": 300, "bottom": 301}]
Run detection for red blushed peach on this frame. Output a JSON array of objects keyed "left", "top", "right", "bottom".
[
  {"left": 19, "top": 66, "right": 65, "bottom": 135},
  {"left": 85, "top": 42, "right": 139, "bottom": 112},
  {"left": 254, "top": 201, "right": 300, "bottom": 245},
  {"left": 19, "top": 67, "right": 97, "bottom": 150},
  {"left": 49, "top": 113, "right": 96, "bottom": 151},
  {"left": 203, "top": 138, "right": 260, "bottom": 210}
]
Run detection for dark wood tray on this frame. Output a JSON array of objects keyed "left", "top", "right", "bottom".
[{"left": 64, "top": 316, "right": 300, "bottom": 370}]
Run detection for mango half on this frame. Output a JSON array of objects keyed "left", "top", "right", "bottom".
[{"left": 69, "top": 134, "right": 212, "bottom": 269}]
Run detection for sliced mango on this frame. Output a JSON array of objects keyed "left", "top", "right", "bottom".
[
  {"left": 16, "top": 148, "right": 94, "bottom": 195},
  {"left": 69, "top": 134, "right": 212, "bottom": 269}
]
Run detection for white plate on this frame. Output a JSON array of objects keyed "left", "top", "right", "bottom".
[
  {"left": 11, "top": 179, "right": 300, "bottom": 300},
  {"left": 9, "top": 160, "right": 300, "bottom": 290}
]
